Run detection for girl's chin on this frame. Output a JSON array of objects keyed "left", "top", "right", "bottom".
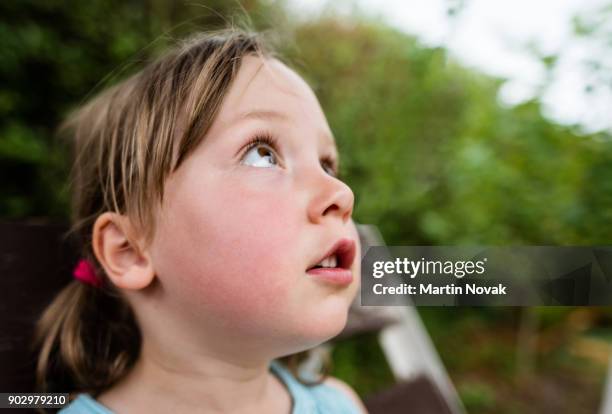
[{"left": 292, "top": 306, "right": 350, "bottom": 347}]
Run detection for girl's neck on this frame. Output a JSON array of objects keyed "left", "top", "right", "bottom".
[{"left": 96, "top": 343, "right": 292, "bottom": 414}]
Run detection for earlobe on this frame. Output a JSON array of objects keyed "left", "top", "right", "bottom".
[
  {"left": 116, "top": 264, "right": 156, "bottom": 290},
  {"left": 92, "top": 212, "right": 156, "bottom": 290}
]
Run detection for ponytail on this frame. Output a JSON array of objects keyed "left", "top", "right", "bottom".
[{"left": 34, "top": 278, "right": 140, "bottom": 395}]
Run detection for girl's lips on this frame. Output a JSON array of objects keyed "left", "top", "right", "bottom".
[
  {"left": 306, "top": 238, "right": 356, "bottom": 286},
  {"left": 306, "top": 267, "right": 353, "bottom": 285}
]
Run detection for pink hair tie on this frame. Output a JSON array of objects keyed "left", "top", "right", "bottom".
[{"left": 73, "top": 259, "right": 102, "bottom": 288}]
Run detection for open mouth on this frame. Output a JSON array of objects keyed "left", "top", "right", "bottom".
[{"left": 308, "top": 238, "right": 356, "bottom": 271}]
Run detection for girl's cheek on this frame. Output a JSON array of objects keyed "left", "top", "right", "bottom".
[{"left": 155, "top": 173, "right": 302, "bottom": 322}]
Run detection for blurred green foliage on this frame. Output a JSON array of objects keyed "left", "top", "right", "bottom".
[
  {"left": 286, "top": 18, "right": 612, "bottom": 246},
  {"left": 0, "top": 0, "right": 286, "bottom": 218},
  {"left": 2, "top": 1, "right": 611, "bottom": 245},
  {"left": 2, "top": 1, "right": 612, "bottom": 413},
  {"left": 330, "top": 332, "right": 395, "bottom": 396},
  {"left": 457, "top": 381, "right": 497, "bottom": 411}
]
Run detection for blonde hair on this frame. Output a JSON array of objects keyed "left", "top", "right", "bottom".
[{"left": 35, "top": 28, "right": 327, "bottom": 396}]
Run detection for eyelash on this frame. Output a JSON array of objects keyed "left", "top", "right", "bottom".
[
  {"left": 240, "top": 131, "right": 340, "bottom": 178},
  {"left": 242, "top": 131, "right": 278, "bottom": 158}
]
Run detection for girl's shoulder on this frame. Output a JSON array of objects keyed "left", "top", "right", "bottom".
[
  {"left": 59, "top": 394, "right": 112, "bottom": 414},
  {"left": 270, "top": 360, "right": 366, "bottom": 414},
  {"left": 319, "top": 376, "right": 368, "bottom": 413}
]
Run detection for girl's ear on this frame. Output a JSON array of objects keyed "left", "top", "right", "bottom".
[{"left": 92, "top": 212, "right": 155, "bottom": 290}]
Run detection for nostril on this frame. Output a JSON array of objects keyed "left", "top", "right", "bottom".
[{"left": 322, "top": 204, "right": 339, "bottom": 216}]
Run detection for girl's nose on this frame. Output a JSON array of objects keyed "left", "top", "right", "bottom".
[{"left": 307, "top": 170, "right": 354, "bottom": 225}]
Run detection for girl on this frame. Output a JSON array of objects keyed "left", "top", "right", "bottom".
[{"left": 35, "top": 28, "right": 367, "bottom": 414}]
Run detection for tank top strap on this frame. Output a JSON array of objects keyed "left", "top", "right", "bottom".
[{"left": 269, "top": 360, "right": 318, "bottom": 414}]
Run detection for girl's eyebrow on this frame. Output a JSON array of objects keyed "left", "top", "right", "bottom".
[{"left": 235, "top": 109, "right": 288, "bottom": 123}]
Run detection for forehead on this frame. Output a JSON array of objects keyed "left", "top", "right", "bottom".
[{"left": 212, "top": 55, "right": 334, "bottom": 144}]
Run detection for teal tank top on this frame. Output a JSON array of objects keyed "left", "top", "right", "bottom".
[{"left": 59, "top": 360, "right": 361, "bottom": 413}]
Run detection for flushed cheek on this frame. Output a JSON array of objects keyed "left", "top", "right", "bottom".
[{"left": 155, "top": 179, "right": 303, "bottom": 330}]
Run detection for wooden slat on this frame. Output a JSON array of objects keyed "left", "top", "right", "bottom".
[
  {"left": 364, "top": 375, "right": 455, "bottom": 414},
  {"left": 0, "top": 221, "right": 76, "bottom": 393}
]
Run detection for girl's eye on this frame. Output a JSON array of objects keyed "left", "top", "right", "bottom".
[
  {"left": 321, "top": 158, "right": 338, "bottom": 178},
  {"left": 241, "top": 142, "right": 279, "bottom": 168}
]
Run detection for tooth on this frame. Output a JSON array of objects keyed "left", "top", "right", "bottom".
[{"left": 314, "top": 254, "right": 338, "bottom": 268}]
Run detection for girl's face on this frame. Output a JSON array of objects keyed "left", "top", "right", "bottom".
[{"left": 148, "top": 56, "right": 359, "bottom": 356}]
